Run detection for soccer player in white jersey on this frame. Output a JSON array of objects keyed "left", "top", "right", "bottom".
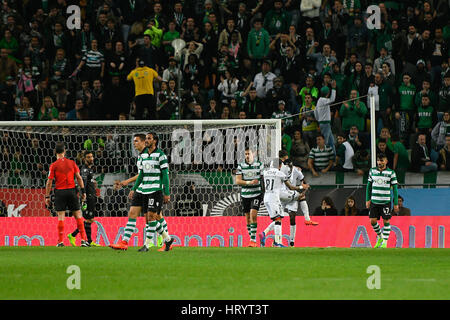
[
  {"left": 278, "top": 152, "right": 319, "bottom": 247},
  {"left": 260, "top": 158, "right": 304, "bottom": 247}
]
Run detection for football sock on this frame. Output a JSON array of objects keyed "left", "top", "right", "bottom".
[
  {"left": 155, "top": 221, "right": 163, "bottom": 234},
  {"left": 145, "top": 221, "right": 157, "bottom": 247},
  {"left": 159, "top": 217, "right": 168, "bottom": 234},
  {"left": 57, "top": 220, "right": 64, "bottom": 243},
  {"left": 71, "top": 228, "right": 79, "bottom": 237},
  {"left": 382, "top": 222, "right": 391, "bottom": 242},
  {"left": 372, "top": 222, "right": 382, "bottom": 237},
  {"left": 157, "top": 218, "right": 171, "bottom": 241},
  {"left": 250, "top": 223, "right": 257, "bottom": 242},
  {"left": 264, "top": 221, "right": 276, "bottom": 235},
  {"left": 144, "top": 222, "right": 154, "bottom": 247},
  {"left": 76, "top": 218, "right": 87, "bottom": 241},
  {"left": 290, "top": 225, "right": 296, "bottom": 243},
  {"left": 300, "top": 200, "right": 310, "bottom": 221},
  {"left": 84, "top": 221, "right": 92, "bottom": 243},
  {"left": 274, "top": 221, "right": 282, "bottom": 244},
  {"left": 247, "top": 224, "right": 251, "bottom": 237},
  {"left": 122, "top": 218, "right": 137, "bottom": 243}
]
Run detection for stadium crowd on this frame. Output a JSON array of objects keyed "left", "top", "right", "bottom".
[{"left": 0, "top": 0, "right": 450, "bottom": 183}]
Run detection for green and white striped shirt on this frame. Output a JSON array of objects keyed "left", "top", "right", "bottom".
[
  {"left": 308, "top": 145, "right": 334, "bottom": 169},
  {"left": 367, "top": 167, "right": 398, "bottom": 204},
  {"left": 136, "top": 148, "right": 169, "bottom": 194},
  {"left": 236, "top": 160, "right": 264, "bottom": 198}
]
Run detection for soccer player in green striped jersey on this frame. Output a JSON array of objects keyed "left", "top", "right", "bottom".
[
  {"left": 137, "top": 132, "right": 174, "bottom": 252},
  {"left": 366, "top": 153, "right": 399, "bottom": 248},
  {"left": 110, "top": 134, "right": 150, "bottom": 251},
  {"left": 236, "top": 147, "right": 264, "bottom": 247}
]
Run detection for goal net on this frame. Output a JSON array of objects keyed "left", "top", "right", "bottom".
[{"left": 0, "top": 120, "right": 281, "bottom": 218}]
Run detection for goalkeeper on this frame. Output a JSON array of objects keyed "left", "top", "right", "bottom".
[{"left": 68, "top": 151, "right": 100, "bottom": 247}]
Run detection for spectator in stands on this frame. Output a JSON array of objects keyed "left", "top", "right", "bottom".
[
  {"left": 377, "top": 138, "right": 395, "bottom": 169},
  {"left": 438, "top": 134, "right": 450, "bottom": 171},
  {"left": 415, "top": 94, "right": 437, "bottom": 145},
  {"left": 352, "top": 149, "right": 370, "bottom": 177},
  {"left": 271, "top": 100, "right": 293, "bottom": 127},
  {"left": 411, "top": 133, "right": 438, "bottom": 173},
  {"left": 374, "top": 47, "right": 396, "bottom": 76},
  {"left": 340, "top": 89, "right": 367, "bottom": 133},
  {"left": 37, "top": 96, "right": 58, "bottom": 121},
  {"left": 299, "top": 92, "right": 318, "bottom": 148},
  {"left": 0, "top": 47, "right": 17, "bottom": 84},
  {"left": 335, "top": 132, "right": 354, "bottom": 172},
  {"left": 253, "top": 60, "right": 276, "bottom": 101},
  {"left": 242, "top": 86, "right": 264, "bottom": 119},
  {"left": 73, "top": 39, "right": 105, "bottom": 82},
  {"left": 0, "top": 75, "right": 16, "bottom": 120},
  {"left": 15, "top": 96, "right": 34, "bottom": 121},
  {"left": 438, "top": 72, "right": 450, "bottom": 119},
  {"left": 314, "top": 80, "right": 337, "bottom": 155},
  {"left": 218, "top": 70, "right": 239, "bottom": 105},
  {"left": 308, "top": 134, "right": 335, "bottom": 177},
  {"left": 393, "top": 195, "right": 411, "bottom": 216},
  {"left": 313, "top": 196, "right": 338, "bottom": 216},
  {"left": 348, "top": 125, "right": 369, "bottom": 152},
  {"left": 432, "top": 111, "right": 450, "bottom": 151},
  {"left": 266, "top": 76, "right": 295, "bottom": 115},
  {"left": 247, "top": 18, "right": 270, "bottom": 75},
  {"left": 391, "top": 133, "right": 410, "bottom": 183},
  {"left": 340, "top": 196, "right": 362, "bottom": 216},
  {"left": 290, "top": 129, "right": 310, "bottom": 170},
  {"left": 415, "top": 78, "right": 438, "bottom": 113}
]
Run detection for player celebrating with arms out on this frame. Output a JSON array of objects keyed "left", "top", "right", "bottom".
[
  {"left": 278, "top": 150, "right": 318, "bottom": 247},
  {"left": 68, "top": 150, "right": 101, "bottom": 246},
  {"left": 260, "top": 158, "right": 304, "bottom": 247},
  {"left": 110, "top": 134, "right": 150, "bottom": 251},
  {"left": 45, "top": 142, "right": 89, "bottom": 247},
  {"left": 137, "top": 132, "right": 174, "bottom": 252},
  {"left": 235, "top": 147, "right": 264, "bottom": 247},
  {"left": 366, "top": 153, "right": 399, "bottom": 248}
]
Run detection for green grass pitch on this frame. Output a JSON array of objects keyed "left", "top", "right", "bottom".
[{"left": 0, "top": 247, "right": 449, "bottom": 300}]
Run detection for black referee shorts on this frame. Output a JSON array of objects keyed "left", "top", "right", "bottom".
[{"left": 54, "top": 188, "right": 80, "bottom": 212}]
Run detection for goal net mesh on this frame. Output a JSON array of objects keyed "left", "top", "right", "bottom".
[{"left": 0, "top": 120, "right": 280, "bottom": 217}]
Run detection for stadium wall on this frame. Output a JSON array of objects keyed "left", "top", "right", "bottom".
[{"left": 1, "top": 217, "right": 449, "bottom": 248}]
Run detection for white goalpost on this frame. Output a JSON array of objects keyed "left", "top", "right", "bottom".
[{"left": 0, "top": 119, "right": 281, "bottom": 218}]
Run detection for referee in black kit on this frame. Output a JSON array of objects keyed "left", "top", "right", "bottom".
[{"left": 68, "top": 151, "right": 101, "bottom": 246}]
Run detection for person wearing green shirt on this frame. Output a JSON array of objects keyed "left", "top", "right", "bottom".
[
  {"left": 397, "top": 73, "right": 416, "bottom": 112},
  {"left": 339, "top": 89, "right": 368, "bottom": 132},
  {"left": 415, "top": 94, "right": 437, "bottom": 136},
  {"left": 263, "top": 1, "right": 291, "bottom": 37},
  {"left": 397, "top": 73, "right": 416, "bottom": 135},
  {"left": 0, "top": 29, "right": 19, "bottom": 61},
  {"left": 299, "top": 75, "right": 319, "bottom": 106},
  {"left": 391, "top": 133, "right": 410, "bottom": 184},
  {"left": 281, "top": 123, "right": 292, "bottom": 156},
  {"left": 37, "top": 96, "right": 59, "bottom": 121},
  {"left": 299, "top": 93, "right": 318, "bottom": 148},
  {"left": 144, "top": 20, "right": 163, "bottom": 48},
  {"left": 162, "top": 21, "right": 180, "bottom": 56},
  {"left": 247, "top": 19, "right": 270, "bottom": 67},
  {"left": 415, "top": 78, "right": 438, "bottom": 110}
]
